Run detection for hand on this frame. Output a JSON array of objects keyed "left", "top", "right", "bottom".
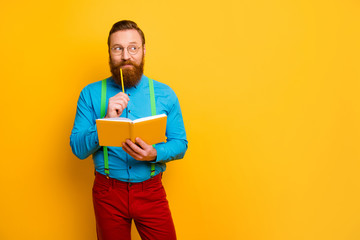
[
  {"left": 122, "top": 138, "right": 157, "bottom": 161},
  {"left": 105, "top": 92, "right": 130, "bottom": 118}
]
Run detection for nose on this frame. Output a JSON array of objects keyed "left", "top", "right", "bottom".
[{"left": 121, "top": 49, "right": 130, "bottom": 61}]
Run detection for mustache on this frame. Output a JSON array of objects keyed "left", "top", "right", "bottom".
[{"left": 118, "top": 60, "right": 136, "bottom": 67}]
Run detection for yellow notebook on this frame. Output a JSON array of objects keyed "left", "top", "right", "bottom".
[{"left": 96, "top": 114, "right": 167, "bottom": 147}]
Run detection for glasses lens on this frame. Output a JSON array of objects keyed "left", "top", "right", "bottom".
[
  {"left": 112, "top": 47, "right": 122, "bottom": 55},
  {"left": 128, "top": 45, "right": 139, "bottom": 55}
]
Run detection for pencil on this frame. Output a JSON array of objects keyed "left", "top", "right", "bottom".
[{"left": 120, "top": 68, "right": 125, "bottom": 93}]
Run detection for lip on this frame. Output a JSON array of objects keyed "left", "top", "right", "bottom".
[{"left": 121, "top": 64, "right": 133, "bottom": 68}]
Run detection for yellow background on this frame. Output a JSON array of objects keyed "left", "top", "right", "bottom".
[{"left": 1, "top": 0, "right": 359, "bottom": 239}]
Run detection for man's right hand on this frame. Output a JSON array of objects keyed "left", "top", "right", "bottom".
[{"left": 105, "top": 92, "right": 130, "bottom": 118}]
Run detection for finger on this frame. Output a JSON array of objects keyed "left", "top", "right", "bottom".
[
  {"left": 113, "top": 96, "right": 129, "bottom": 104},
  {"left": 121, "top": 142, "right": 135, "bottom": 156},
  {"left": 134, "top": 138, "right": 157, "bottom": 161},
  {"left": 111, "top": 104, "right": 124, "bottom": 116},
  {"left": 106, "top": 103, "right": 124, "bottom": 118},
  {"left": 110, "top": 97, "right": 128, "bottom": 106},
  {"left": 111, "top": 101, "right": 128, "bottom": 113},
  {"left": 135, "top": 137, "right": 150, "bottom": 150},
  {"left": 112, "top": 99, "right": 128, "bottom": 110},
  {"left": 125, "top": 139, "right": 145, "bottom": 155},
  {"left": 121, "top": 92, "right": 130, "bottom": 101},
  {"left": 113, "top": 102, "right": 126, "bottom": 112},
  {"left": 113, "top": 92, "right": 130, "bottom": 101},
  {"left": 106, "top": 95, "right": 129, "bottom": 117},
  {"left": 122, "top": 141, "right": 143, "bottom": 160}
]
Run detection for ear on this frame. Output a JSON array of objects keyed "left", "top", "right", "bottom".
[{"left": 143, "top": 45, "right": 146, "bottom": 55}]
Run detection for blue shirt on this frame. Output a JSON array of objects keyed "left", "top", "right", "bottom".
[{"left": 70, "top": 75, "right": 188, "bottom": 182}]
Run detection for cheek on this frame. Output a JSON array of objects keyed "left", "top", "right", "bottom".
[
  {"left": 132, "top": 55, "right": 143, "bottom": 65},
  {"left": 110, "top": 56, "right": 122, "bottom": 65}
]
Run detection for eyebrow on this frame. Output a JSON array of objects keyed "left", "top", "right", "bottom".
[{"left": 111, "top": 41, "right": 139, "bottom": 47}]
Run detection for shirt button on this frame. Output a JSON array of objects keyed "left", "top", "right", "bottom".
[
  {"left": 128, "top": 93, "right": 131, "bottom": 96},
  {"left": 129, "top": 166, "right": 132, "bottom": 169},
  {"left": 128, "top": 110, "right": 131, "bottom": 113}
]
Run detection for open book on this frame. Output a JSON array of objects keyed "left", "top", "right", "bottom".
[{"left": 96, "top": 114, "right": 167, "bottom": 147}]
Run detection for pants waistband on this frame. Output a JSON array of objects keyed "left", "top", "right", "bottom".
[{"left": 94, "top": 172, "right": 162, "bottom": 190}]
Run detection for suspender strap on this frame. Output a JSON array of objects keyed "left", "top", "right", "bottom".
[
  {"left": 149, "top": 78, "right": 156, "bottom": 116},
  {"left": 148, "top": 78, "right": 156, "bottom": 177},
  {"left": 100, "top": 78, "right": 157, "bottom": 178},
  {"left": 100, "top": 79, "right": 110, "bottom": 177},
  {"left": 100, "top": 79, "right": 107, "bottom": 118}
]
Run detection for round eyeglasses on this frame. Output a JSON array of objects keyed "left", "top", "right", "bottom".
[{"left": 110, "top": 45, "right": 141, "bottom": 55}]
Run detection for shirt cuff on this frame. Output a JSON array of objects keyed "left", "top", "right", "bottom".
[{"left": 152, "top": 144, "right": 166, "bottom": 163}]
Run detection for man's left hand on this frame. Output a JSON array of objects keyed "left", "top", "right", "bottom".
[{"left": 122, "top": 137, "right": 157, "bottom": 161}]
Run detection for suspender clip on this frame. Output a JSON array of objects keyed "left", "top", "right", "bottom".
[{"left": 105, "top": 168, "right": 110, "bottom": 179}]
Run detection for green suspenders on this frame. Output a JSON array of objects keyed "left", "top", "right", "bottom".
[
  {"left": 148, "top": 79, "right": 156, "bottom": 177},
  {"left": 100, "top": 78, "right": 156, "bottom": 178},
  {"left": 100, "top": 80, "right": 110, "bottom": 176}
]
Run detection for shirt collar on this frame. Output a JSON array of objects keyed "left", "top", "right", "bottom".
[{"left": 134, "top": 74, "right": 148, "bottom": 89}]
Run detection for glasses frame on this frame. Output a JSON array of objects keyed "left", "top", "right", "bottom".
[{"left": 110, "top": 45, "right": 142, "bottom": 56}]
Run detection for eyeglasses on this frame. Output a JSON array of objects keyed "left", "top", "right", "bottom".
[{"left": 110, "top": 45, "right": 142, "bottom": 55}]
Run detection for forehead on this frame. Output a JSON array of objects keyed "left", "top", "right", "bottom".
[{"left": 109, "top": 29, "right": 142, "bottom": 46}]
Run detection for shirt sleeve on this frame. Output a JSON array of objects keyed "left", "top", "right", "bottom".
[
  {"left": 70, "top": 87, "right": 101, "bottom": 159},
  {"left": 153, "top": 95, "right": 188, "bottom": 163}
]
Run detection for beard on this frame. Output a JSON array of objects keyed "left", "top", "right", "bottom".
[{"left": 109, "top": 55, "right": 145, "bottom": 88}]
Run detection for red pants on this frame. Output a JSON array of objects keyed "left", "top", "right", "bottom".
[{"left": 92, "top": 172, "right": 177, "bottom": 240}]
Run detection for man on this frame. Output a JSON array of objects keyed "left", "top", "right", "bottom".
[{"left": 70, "top": 20, "right": 188, "bottom": 240}]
